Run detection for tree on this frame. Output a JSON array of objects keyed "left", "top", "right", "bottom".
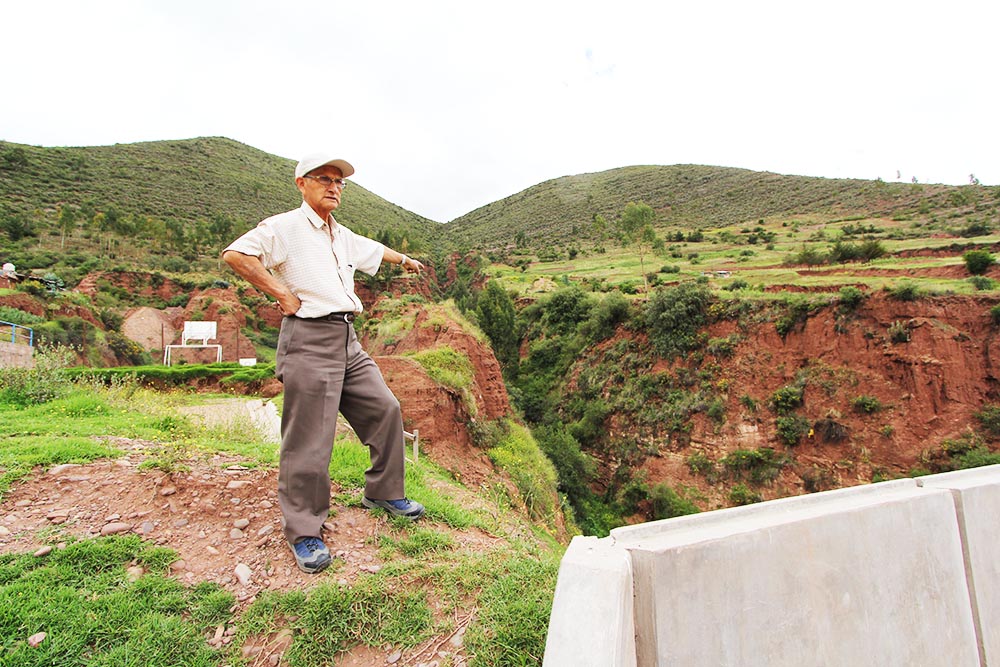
[
  {"left": 619, "top": 201, "right": 658, "bottom": 292},
  {"left": 475, "top": 280, "right": 519, "bottom": 379},
  {"left": 209, "top": 213, "right": 235, "bottom": 268},
  {"left": 58, "top": 205, "right": 77, "bottom": 249},
  {"left": 1, "top": 212, "right": 33, "bottom": 241}
]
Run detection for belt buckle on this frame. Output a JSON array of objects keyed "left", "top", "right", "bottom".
[{"left": 339, "top": 312, "right": 355, "bottom": 323}]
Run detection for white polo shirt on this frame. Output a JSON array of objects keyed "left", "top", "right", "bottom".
[{"left": 225, "top": 201, "right": 385, "bottom": 318}]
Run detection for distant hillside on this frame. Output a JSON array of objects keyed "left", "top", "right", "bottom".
[
  {"left": 2, "top": 137, "right": 996, "bottom": 282},
  {"left": 0, "top": 136, "right": 441, "bottom": 248},
  {"left": 443, "top": 165, "right": 980, "bottom": 251}
]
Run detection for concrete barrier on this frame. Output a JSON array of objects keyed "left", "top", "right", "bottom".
[
  {"left": 0, "top": 340, "right": 34, "bottom": 368},
  {"left": 544, "top": 467, "right": 1000, "bottom": 666},
  {"left": 918, "top": 467, "right": 1000, "bottom": 664}
]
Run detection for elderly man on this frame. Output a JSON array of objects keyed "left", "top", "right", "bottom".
[{"left": 222, "top": 153, "right": 425, "bottom": 574}]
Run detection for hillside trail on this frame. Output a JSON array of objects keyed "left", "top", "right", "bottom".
[{"left": 0, "top": 397, "right": 514, "bottom": 667}]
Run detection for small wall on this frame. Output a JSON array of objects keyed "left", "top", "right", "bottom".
[
  {"left": 0, "top": 340, "right": 34, "bottom": 369},
  {"left": 544, "top": 466, "right": 1000, "bottom": 667}
]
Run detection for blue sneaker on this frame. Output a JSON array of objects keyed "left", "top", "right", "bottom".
[
  {"left": 361, "top": 496, "right": 425, "bottom": 520},
  {"left": 290, "top": 536, "right": 331, "bottom": 574}
]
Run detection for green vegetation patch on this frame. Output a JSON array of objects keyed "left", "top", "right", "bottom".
[
  {"left": 0, "top": 535, "right": 232, "bottom": 666},
  {"left": 486, "top": 421, "right": 560, "bottom": 526}
]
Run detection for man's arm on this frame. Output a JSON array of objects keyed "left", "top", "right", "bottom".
[
  {"left": 382, "top": 248, "right": 424, "bottom": 274},
  {"left": 222, "top": 250, "right": 301, "bottom": 316}
]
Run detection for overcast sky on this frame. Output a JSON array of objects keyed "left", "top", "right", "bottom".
[{"left": 2, "top": 0, "right": 997, "bottom": 222}]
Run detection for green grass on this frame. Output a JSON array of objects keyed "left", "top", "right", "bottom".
[
  {"left": 328, "top": 435, "right": 485, "bottom": 530},
  {"left": 0, "top": 376, "right": 566, "bottom": 666},
  {"left": 0, "top": 535, "right": 233, "bottom": 666}
]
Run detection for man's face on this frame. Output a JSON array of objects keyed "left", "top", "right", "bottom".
[{"left": 296, "top": 165, "right": 345, "bottom": 217}]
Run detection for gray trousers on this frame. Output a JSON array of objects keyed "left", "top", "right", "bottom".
[{"left": 275, "top": 316, "right": 405, "bottom": 544}]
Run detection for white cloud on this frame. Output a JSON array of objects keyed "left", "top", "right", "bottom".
[{"left": 1, "top": 0, "right": 997, "bottom": 221}]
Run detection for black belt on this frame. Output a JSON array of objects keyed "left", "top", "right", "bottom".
[{"left": 310, "top": 312, "right": 356, "bottom": 323}]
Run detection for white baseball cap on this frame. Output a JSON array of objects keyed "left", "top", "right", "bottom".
[{"left": 294, "top": 152, "right": 355, "bottom": 179}]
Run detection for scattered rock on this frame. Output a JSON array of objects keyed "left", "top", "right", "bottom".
[
  {"left": 387, "top": 650, "right": 403, "bottom": 664},
  {"left": 160, "top": 486, "right": 177, "bottom": 496},
  {"left": 27, "top": 632, "right": 47, "bottom": 647},
  {"left": 126, "top": 566, "right": 145, "bottom": 582},
  {"left": 139, "top": 521, "right": 156, "bottom": 535},
  {"left": 47, "top": 464, "right": 81, "bottom": 476},
  {"left": 259, "top": 500, "right": 273, "bottom": 509},
  {"left": 234, "top": 563, "right": 253, "bottom": 586},
  {"left": 173, "top": 518, "right": 189, "bottom": 528},
  {"left": 206, "top": 545, "right": 221, "bottom": 555},
  {"left": 0, "top": 526, "right": 10, "bottom": 536},
  {"left": 15, "top": 499, "right": 32, "bottom": 507},
  {"left": 33, "top": 546, "right": 52, "bottom": 557},
  {"left": 230, "top": 528, "right": 245, "bottom": 540},
  {"left": 226, "top": 481, "right": 251, "bottom": 490},
  {"left": 101, "top": 522, "right": 131, "bottom": 536},
  {"left": 233, "top": 518, "right": 250, "bottom": 529},
  {"left": 257, "top": 525, "right": 274, "bottom": 537},
  {"left": 46, "top": 510, "right": 70, "bottom": 524}
]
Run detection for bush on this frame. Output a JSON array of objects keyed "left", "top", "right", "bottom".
[
  {"left": 107, "top": 331, "right": 151, "bottom": 365},
  {"left": 963, "top": 249, "right": 995, "bottom": 275},
  {"left": 686, "top": 451, "right": 714, "bottom": 476},
  {"left": 649, "top": 483, "right": 700, "bottom": 520},
  {"left": 721, "top": 447, "right": 787, "bottom": 484},
  {"left": 888, "top": 320, "right": 911, "bottom": 343},
  {"left": 0, "top": 343, "right": 75, "bottom": 405},
  {"left": 969, "top": 275, "right": 995, "bottom": 291},
  {"left": 728, "top": 483, "right": 763, "bottom": 505},
  {"left": 975, "top": 404, "right": 1000, "bottom": 438},
  {"left": 0, "top": 306, "right": 44, "bottom": 325},
  {"left": 644, "top": 281, "right": 712, "bottom": 358},
  {"left": 991, "top": 305, "right": 1000, "bottom": 326},
  {"left": 851, "top": 395, "right": 884, "bottom": 414},
  {"left": 775, "top": 415, "right": 810, "bottom": 446},
  {"left": 770, "top": 383, "right": 804, "bottom": 414},
  {"left": 838, "top": 286, "right": 865, "bottom": 310},
  {"left": 887, "top": 283, "right": 922, "bottom": 301}
]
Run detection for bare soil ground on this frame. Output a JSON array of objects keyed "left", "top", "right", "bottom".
[{"left": 0, "top": 431, "right": 508, "bottom": 666}]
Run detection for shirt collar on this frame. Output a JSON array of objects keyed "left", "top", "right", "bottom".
[{"left": 299, "top": 201, "right": 339, "bottom": 232}]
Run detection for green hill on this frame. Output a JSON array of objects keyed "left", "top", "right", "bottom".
[
  {"left": 0, "top": 136, "right": 441, "bottom": 257},
  {"left": 443, "top": 164, "right": 984, "bottom": 251},
  {"left": 2, "top": 137, "right": 996, "bottom": 282}
]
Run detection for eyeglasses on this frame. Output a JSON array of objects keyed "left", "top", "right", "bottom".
[{"left": 304, "top": 175, "right": 348, "bottom": 189}]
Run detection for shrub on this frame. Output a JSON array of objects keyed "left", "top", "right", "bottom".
[
  {"left": 649, "top": 483, "right": 700, "bottom": 519},
  {"left": 770, "top": 383, "right": 804, "bottom": 414},
  {"left": 991, "top": 305, "right": 1000, "bottom": 326},
  {"left": 775, "top": 415, "right": 810, "bottom": 446},
  {"left": 851, "top": 394, "right": 884, "bottom": 414},
  {"left": 886, "top": 283, "right": 922, "bottom": 301},
  {"left": 969, "top": 275, "right": 995, "bottom": 291},
  {"left": 963, "top": 249, "right": 995, "bottom": 275},
  {"left": 107, "top": 331, "right": 151, "bottom": 365},
  {"left": 0, "top": 343, "right": 75, "bottom": 405},
  {"left": 644, "top": 282, "right": 712, "bottom": 358},
  {"left": 721, "top": 447, "right": 787, "bottom": 484},
  {"left": 888, "top": 320, "right": 911, "bottom": 343},
  {"left": 0, "top": 306, "right": 44, "bottom": 325},
  {"left": 728, "top": 483, "right": 763, "bottom": 505},
  {"left": 706, "top": 334, "right": 740, "bottom": 357},
  {"left": 686, "top": 451, "right": 714, "bottom": 476},
  {"left": 838, "top": 286, "right": 865, "bottom": 310},
  {"left": 975, "top": 404, "right": 1000, "bottom": 438}
]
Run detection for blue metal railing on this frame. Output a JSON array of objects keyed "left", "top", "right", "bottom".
[{"left": 0, "top": 320, "right": 34, "bottom": 347}]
